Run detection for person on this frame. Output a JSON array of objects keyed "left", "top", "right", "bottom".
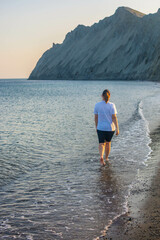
[{"left": 94, "top": 89, "right": 119, "bottom": 166}]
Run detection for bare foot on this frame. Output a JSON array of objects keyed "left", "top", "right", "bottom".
[
  {"left": 100, "top": 157, "right": 106, "bottom": 166},
  {"left": 105, "top": 158, "right": 109, "bottom": 161}
]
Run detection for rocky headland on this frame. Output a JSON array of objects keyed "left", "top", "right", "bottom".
[{"left": 28, "top": 7, "right": 160, "bottom": 81}]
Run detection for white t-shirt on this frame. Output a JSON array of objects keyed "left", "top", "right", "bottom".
[{"left": 94, "top": 101, "right": 117, "bottom": 131}]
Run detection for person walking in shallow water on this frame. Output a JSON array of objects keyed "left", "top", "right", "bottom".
[{"left": 94, "top": 89, "right": 119, "bottom": 166}]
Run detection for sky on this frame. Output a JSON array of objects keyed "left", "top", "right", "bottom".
[{"left": 0, "top": 0, "right": 159, "bottom": 78}]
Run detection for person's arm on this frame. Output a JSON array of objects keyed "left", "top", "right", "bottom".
[
  {"left": 94, "top": 114, "right": 98, "bottom": 129},
  {"left": 112, "top": 114, "right": 119, "bottom": 135}
]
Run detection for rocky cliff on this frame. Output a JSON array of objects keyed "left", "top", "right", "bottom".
[{"left": 28, "top": 7, "right": 160, "bottom": 81}]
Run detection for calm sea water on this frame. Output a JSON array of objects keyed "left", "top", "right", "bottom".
[{"left": 0, "top": 79, "right": 160, "bottom": 240}]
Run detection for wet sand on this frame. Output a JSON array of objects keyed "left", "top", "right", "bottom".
[{"left": 105, "top": 126, "right": 160, "bottom": 240}]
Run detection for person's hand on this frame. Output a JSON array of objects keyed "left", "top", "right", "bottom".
[{"left": 116, "top": 129, "right": 119, "bottom": 136}]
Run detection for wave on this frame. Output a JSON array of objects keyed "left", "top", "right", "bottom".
[{"left": 95, "top": 100, "right": 152, "bottom": 240}]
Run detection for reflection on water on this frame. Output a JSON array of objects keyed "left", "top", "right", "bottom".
[
  {"left": 0, "top": 157, "right": 126, "bottom": 240},
  {"left": 95, "top": 163, "right": 127, "bottom": 238}
]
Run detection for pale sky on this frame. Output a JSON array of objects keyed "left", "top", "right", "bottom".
[{"left": 0, "top": 0, "right": 159, "bottom": 78}]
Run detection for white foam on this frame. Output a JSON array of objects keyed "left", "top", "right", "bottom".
[
  {"left": 138, "top": 101, "right": 152, "bottom": 165},
  {"left": 94, "top": 100, "right": 153, "bottom": 240},
  {"left": 89, "top": 217, "right": 94, "bottom": 221},
  {"left": 93, "top": 214, "right": 123, "bottom": 240},
  {"left": 26, "top": 235, "right": 33, "bottom": 240}
]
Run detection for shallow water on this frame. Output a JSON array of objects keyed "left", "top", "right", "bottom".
[{"left": 0, "top": 79, "right": 159, "bottom": 239}]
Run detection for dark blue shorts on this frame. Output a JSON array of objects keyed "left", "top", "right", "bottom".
[{"left": 97, "top": 130, "right": 115, "bottom": 143}]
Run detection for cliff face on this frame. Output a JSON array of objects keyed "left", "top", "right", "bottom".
[{"left": 28, "top": 7, "right": 160, "bottom": 81}]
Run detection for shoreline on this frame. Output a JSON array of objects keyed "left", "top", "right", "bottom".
[
  {"left": 105, "top": 125, "right": 160, "bottom": 240},
  {"left": 1, "top": 78, "right": 160, "bottom": 84}
]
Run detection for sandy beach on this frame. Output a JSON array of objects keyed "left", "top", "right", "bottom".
[{"left": 105, "top": 126, "right": 160, "bottom": 240}]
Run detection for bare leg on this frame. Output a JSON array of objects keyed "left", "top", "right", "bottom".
[
  {"left": 99, "top": 143, "right": 106, "bottom": 166},
  {"left": 105, "top": 142, "right": 111, "bottom": 161}
]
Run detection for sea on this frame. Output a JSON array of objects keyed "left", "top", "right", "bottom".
[{"left": 0, "top": 79, "right": 160, "bottom": 240}]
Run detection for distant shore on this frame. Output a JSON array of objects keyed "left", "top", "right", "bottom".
[
  {"left": 27, "top": 78, "right": 160, "bottom": 82},
  {"left": 105, "top": 126, "right": 160, "bottom": 240}
]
